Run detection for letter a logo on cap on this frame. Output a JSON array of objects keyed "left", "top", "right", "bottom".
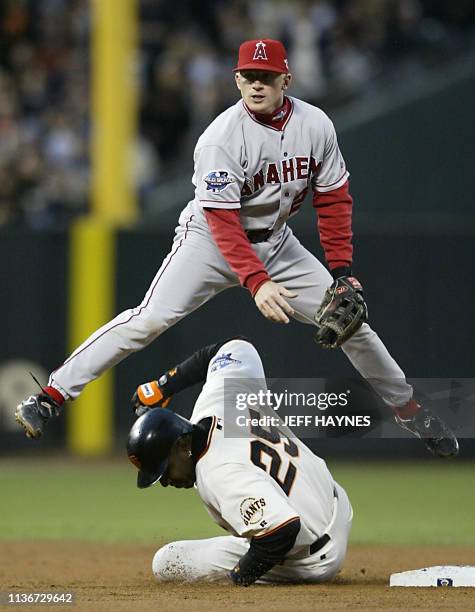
[
  {"left": 253, "top": 41, "right": 267, "bottom": 61},
  {"left": 234, "top": 39, "right": 289, "bottom": 73}
]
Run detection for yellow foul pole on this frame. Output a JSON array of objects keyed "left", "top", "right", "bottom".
[
  {"left": 68, "top": 0, "right": 138, "bottom": 455},
  {"left": 91, "top": 0, "right": 138, "bottom": 225}
]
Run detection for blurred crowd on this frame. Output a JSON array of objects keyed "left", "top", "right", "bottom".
[
  {"left": 0, "top": 0, "right": 89, "bottom": 229},
  {"left": 1, "top": 0, "right": 474, "bottom": 229}
]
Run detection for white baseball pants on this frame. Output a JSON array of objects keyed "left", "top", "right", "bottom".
[{"left": 152, "top": 482, "right": 353, "bottom": 583}]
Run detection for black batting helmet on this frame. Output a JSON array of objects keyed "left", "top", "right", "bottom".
[{"left": 127, "top": 409, "right": 194, "bottom": 489}]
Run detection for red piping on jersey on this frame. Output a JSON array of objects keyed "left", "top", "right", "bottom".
[
  {"left": 254, "top": 515, "right": 301, "bottom": 539},
  {"left": 51, "top": 215, "right": 196, "bottom": 381},
  {"left": 204, "top": 208, "right": 271, "bottom": 296},
  {"left": 243, "top": 97, "right": 293, "bottom": 132},
  {"left": 196, "top": 416, "right": 217, "bottom": 462},
  {"left": 312, "top": 180, "right": 353, "bottom": 270}
]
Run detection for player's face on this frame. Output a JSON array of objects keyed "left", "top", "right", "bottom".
[
  {"left": 159, "top": 441, "right": 195, "bottom": 489},
  {"left": 235, "top": 70, "right": 292, "bottom": 114}
]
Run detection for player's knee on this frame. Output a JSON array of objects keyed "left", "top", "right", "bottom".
[
  {"left": 152, "top": 542, "right": 187, "bottom": 582},
  {"left": 129, "top": 308, "right": 170, "bottom": 343}
]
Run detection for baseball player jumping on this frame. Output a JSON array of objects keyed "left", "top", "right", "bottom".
[
  {"left": 127, "top": 337, "right": 353, "bottom": 585},
  {"left": 16, "top": 39, "right": 458, "bottom": 457}
]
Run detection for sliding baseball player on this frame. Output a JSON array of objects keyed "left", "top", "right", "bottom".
[{"left": 127, "top": 337, "right": 353, "bottom": 584}]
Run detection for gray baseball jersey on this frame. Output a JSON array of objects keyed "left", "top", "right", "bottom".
[{"left": 188, "top": 96, "right": 348, "bottom": 232}]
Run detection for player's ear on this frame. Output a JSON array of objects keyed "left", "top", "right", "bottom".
[
  {"left": 235, "top": 72, "right": 242, "bottom": 91},
  {"left": 282, "top": 73, "right": 292, "bottom": 90}
]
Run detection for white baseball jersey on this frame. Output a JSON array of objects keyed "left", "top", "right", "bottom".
[
  {"left": 186, "top": 96, "right": 348, "bottom": 234},
  {"left": 190, "top": 339, "right": 342, "bottom": 550}
]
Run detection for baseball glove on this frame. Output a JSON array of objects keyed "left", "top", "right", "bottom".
[{"left": 314, "top": 276, "right": 368, "bottom": 349}]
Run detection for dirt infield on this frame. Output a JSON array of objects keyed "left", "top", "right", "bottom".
[{"left": 0, "top": 542, "right": 473, "bottom": 611}]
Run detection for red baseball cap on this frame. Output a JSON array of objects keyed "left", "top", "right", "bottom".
[{"left": 234, "top": 39, "right": 289, "bottom": 74}]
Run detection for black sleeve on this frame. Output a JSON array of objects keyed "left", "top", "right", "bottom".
[
  {"left": 229, "top": 517, "right": 301, "bottom": 586},
  {"left": 159, "top": 336, "right": 251, "bottom": 397},
  {"left": 330, "top": 265, "right": 352, "bottom": 280}
]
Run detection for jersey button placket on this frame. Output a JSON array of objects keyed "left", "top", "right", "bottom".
[{"left": 279, "top": 131, "right": 289, "bottom": 219}]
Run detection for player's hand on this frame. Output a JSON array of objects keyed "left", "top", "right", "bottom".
[
  {"left": 131, "top": 380, "right": 171, "bottom": 417},
  {"left": 227, "top": 565, "right": 251, "bottom": 587},
  {"left": 254, "top": 281, "right": 297, "bottom": 324}
]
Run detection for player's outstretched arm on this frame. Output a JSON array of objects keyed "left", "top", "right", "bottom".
[
  {"left": 253, "top": 280, "right": 297, "bottom": 324},
  {"left": 131, "top": 337, "right": 251, "bottom": 416}
]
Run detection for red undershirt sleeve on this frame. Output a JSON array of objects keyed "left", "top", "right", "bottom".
[
  {"left": 204, "top": 208, "right": 271, "bottom": 297},
  {"left": 312, "top": 179, "right": 353, "bottom": 271}
]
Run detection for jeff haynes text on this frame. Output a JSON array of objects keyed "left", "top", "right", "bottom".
[{"left": 236, "top": 414, "right": 372, "bottom": 428}]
